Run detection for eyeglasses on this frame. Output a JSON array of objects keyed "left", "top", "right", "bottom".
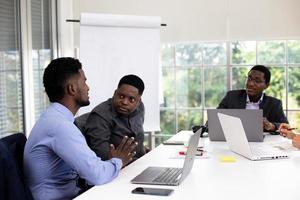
[{"left": 245, "top": 76, "right": 265, "bottom": 85}]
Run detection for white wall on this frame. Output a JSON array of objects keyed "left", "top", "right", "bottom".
[
  {"left": 57, "top": 0, "right": 74, "bottom": 57},
  {"left": 72, "top": 0, "right": 300, "bottom": 47},
  {"left": 229, "top": 0, "right": 300, "bottom": 40}
]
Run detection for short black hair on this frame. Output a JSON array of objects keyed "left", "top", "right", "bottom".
[
  {"left": 250, "top": 65, "right": 271, "bottom": 84},
  {"left": 118, "top": 74, "right": 145, "bottom": 95},
  {"left": 43, "top": 57, "right": 82, "bottom": 102}
]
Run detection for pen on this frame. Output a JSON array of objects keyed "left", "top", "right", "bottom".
[
  {"left": 276, "top": 127, "right": 297, "bottom": 132},
  {"left": 178, "top": 151, "right": 203, "bottom": 156}
]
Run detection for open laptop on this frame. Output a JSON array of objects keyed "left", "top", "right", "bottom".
[
  {"left": 218, "top": 113, "right": 288, "bottom": 161},
  {"left": 131, "top": 129, "right": 201, "bottom": 186},
  {"left": 207, "top": 109, "right": 264, "bottom": 142}
]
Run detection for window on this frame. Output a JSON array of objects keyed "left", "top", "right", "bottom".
[
  {"left": 31, "top": 0, "right": 53, "bottom": 120},
  {"left": 0, "top": 0, "right": 56, "bottom": 138},
  {"left": 159, "top": 42, "right": 227, "bottom": 144},
  {"left": 159, "top": 40, "right": 300, "bottom": 145},
  {"left": 0, "top": 0, "right": 23, "bottom": 138}
]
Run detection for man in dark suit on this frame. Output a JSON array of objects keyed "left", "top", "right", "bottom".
[{"left": 217, "top": 65, "right": 288, "bottom": 132}]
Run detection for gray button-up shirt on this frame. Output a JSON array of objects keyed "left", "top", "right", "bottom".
[{"left": 80, "top": 98, "right": 145, "bottom": 161}]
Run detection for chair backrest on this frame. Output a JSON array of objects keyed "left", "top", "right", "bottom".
[
  {"left": 0, "top": 133, "right": 33, "bottom": 200},
  {"left": 1, "top": 133, "right": 27, "bottom": 172},
  {"left": 75, "top": 112, "right": 90, "bottom": 132}
]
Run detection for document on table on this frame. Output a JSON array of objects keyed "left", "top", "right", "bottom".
[
  {"left": 269, "top": 140, "right": 299, "bottom": 152},
  {"left": 169, "top": 147, "right": 209, "bottom": 159}
]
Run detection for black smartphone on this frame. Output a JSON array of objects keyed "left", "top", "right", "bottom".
[{"left": 131, "top": 187, "right": 174, "bottom": 196}]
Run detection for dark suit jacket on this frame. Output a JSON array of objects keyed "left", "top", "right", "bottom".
[
  {"left": 217, "top": 90, "right": 288, "bottom": 129},
  {"left": 0, "top": 133, "right": 33, "bottom": 200}
]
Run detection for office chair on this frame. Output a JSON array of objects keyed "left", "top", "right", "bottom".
[
  {"left": 74, "top": 112, "right": 90, "bottom": 133},
  {"left": 192, "top": 125, "right": 208, "bottom": 137},
  {"left": 0, "top": 133, "right": 34, "bottom": 200}
]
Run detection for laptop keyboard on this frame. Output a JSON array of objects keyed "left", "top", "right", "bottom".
[
  {"left": 250, "top": 147, "right": 270, "bottom": 156},
  {"left": 153, "top": 168, "right": 182, "bottom": 184},
  {"left": 250, "top": 146, "right": 288, "bottom": 158}
]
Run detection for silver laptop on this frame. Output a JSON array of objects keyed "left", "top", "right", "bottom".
[
  {"left": 131, "top": 129, "right": 201, "bottom": 186},
  {"left": 218, "top": 113, "right": 288, "bottom": 161},
  {"left": 207, "top": 109, "right": 264, "bottom": 142}
]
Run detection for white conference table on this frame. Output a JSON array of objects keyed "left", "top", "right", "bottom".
[{"left": 74, "top": 131, "right": 300, "bottom": 200}]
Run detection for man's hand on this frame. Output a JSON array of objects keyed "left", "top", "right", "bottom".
[
  {"left": 278, "top": 123, "right": 296, "bottom": 139},
  {"left": 110, "top": 136, "right": 137, "bottom": 167},
  {"left": 263, "top": 117, "right": 276, "bottom": 131},
  {"left": 292, "top": 135, "right": 300, "bottom": 149}
]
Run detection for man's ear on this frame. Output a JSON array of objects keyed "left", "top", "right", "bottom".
[
  {"left": 67, "top": 83, "right": 76, "bottom": 96},
  {"left": 137, "top": 96, "right": 142, "bottom": 104}
]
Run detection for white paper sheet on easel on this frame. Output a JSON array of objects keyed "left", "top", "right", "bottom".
[{"left": 79, "top": 13, "right": 161, "bottom": 132}]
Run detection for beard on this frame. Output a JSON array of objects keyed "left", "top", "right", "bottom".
[{"left": 76, "top": 98, "right": 90, "bottom": 107}]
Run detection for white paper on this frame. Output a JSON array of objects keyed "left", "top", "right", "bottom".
[
  {"left": 79, "top": 13, "right": 161, "bottom": 132},
  {"left": 80, "top": 13, "right": 161, "bottom": 28},
  {"left": 269, "top": 140, "right": 299, "bottom": 152}
]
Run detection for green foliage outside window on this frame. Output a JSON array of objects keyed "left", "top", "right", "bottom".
[
  {"left": 159, "top": 40, "right": 300, "bottom": 144},
  {"left": 288, "top": 67, "right": 300, "bottom": 109},
  {"left": 204, "top": 67, "right": 227, "bottom": 108},
  {"left": 231, "top": 41, "right": 256, "bottom": 64},
  {"left": 177, "top": 109, "right": 202, "bottom": 132},
  {"left": 288, "top": 41, "right": 300, "bottom": 63},
  {"left": 258, "top": 41, "right": 285, "bottom": 64},
  {"left": 176, "top": 68, "right": 201, "bottom": 108}
]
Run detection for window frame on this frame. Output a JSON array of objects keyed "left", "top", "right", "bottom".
[{"left": 159, "top": 40, "right": 300, "bottom": 146}]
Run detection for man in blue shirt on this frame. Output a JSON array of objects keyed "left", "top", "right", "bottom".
[{"left": 23, "top": 57, "right": 137, "bottom": 200}]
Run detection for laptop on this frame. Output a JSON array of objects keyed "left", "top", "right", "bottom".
[
  {"left": 218, "top": 113, "right": 288, "bottom": 161},
  {"left": 207, "top": 109, "right": 264, "bottom": 142},
  {"left": 131, "top": 128, "right": 201, "bottom": 186}
]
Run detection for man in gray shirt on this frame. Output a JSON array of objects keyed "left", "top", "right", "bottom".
[{"left": 77, "top": 75, "right": 146, "bottom": 162}]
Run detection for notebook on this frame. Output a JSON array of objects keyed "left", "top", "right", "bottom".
[
  {"left": 218, "top": 113, "right": 288, "bottom": 161},
  {"left": 130, "top": 128, "right": 201, "bottom": 186},
  {"left": 207, "top": 109, "right": 264, "bottom": 142}
]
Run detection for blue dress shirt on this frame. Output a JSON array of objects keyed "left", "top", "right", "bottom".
[{"left": 23, "top": 103, "right": 122, "bottom": 200}]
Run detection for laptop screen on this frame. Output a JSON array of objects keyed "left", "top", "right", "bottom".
[{"left": 207, "top": 109, "right": 263, "bottom": 142}]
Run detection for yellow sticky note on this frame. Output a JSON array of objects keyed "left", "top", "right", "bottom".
[{"left": 219, "top": 156, "right": 236, "bottom": 163}]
